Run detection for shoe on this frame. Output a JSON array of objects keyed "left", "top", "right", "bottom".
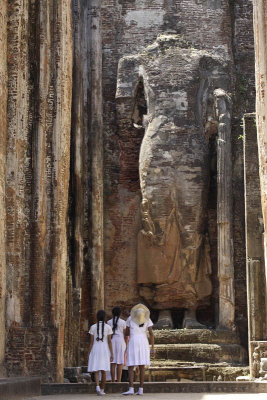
[
  {"left": 122, "top": 388, "right": 134, "bottom": 395},
  {"left": 97, "top": 391, "right": 105, "bottom": 396},
  {"left": 135, "top": 388, "right": 143, "bottom": 396}
]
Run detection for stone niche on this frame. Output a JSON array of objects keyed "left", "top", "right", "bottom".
[{"left": 116, "top": 34, "right": 234, "bottom": 330}]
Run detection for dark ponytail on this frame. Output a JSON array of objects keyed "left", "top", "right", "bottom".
[
  {"left": 112, "top": 307, "right": 121, "bottom": 336},
  {"left": 96, "top": 310, "right": 106, "bottom": 342}
]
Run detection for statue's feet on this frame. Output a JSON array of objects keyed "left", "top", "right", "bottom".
[
  {"left": 182, "top": 309, "right": 206, "bottom": 329},
  {"left": 154, "top": 310, "right": 173, "bottom": 330}
]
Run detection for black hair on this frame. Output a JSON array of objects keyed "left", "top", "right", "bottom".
[
  {"left": 112, "top": 307, "right": 121, "bottom": 336},
  {"left": 96, "top": 310, "right": 106, "bottom": 342}
]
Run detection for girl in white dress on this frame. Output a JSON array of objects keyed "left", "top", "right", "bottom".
[
  {"left": 107, "top": 307, "right": 126, "bottom": 382},
  {"left": 122, "top": 304, "right": 155, "bottom": 396},
  {"left": 88, "top": 310, "right": 114, "bottom": 396}
]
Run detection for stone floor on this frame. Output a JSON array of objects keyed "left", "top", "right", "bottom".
[{"left": 26, "top": 394, "right": 267, "bottom": 400}]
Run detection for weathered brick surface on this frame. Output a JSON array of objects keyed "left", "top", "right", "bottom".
[
  {"left": 4, "top": 0, "right": 72, "bottom": 382},
  {"left": 0, "top": 0, "right": 258, "bottom": 382},
  {"left": 253, "top": 0, "right": 267, "bottom": 300},
  {"left": 5, "top": 327, "right": 57, "bottom": 381},
  {"left": 69, "top": 0, "right": 93, "bottom": 367},
  {"left": 251, "top": 0, "right": 267, "bottom": 377},
  {"left": 231, "top": 0, "right": 255, "bottom": 348},
  {"left": 0, "top": 0, "right": 7, "bottom": 377},
  {"left": 243, "top": 113, "right": 267, "bottom": 376}
]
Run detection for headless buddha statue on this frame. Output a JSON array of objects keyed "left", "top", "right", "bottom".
[{"left": 116, "top": 35, "right": 231, "bottom": 328}]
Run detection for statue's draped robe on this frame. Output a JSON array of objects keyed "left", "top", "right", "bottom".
[{"left": 116, "top": 36, "right": 231, "bottom": 310}]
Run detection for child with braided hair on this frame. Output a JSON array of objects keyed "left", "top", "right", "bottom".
[
  {"left": 88, "top": 310, "right": 114, "bottom": 396},
  {"left": 107, "top": 307, "right": 126, "bottom": 382}
]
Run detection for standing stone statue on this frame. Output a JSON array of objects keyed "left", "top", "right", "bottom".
[{"left": 116, "top": 35, "right": 231, "bottom": 328}]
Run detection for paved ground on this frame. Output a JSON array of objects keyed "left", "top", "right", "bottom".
[{"left": 26, "top": 394, "right": 267, "bottom": 399}]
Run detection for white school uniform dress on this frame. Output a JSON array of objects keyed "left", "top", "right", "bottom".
[
  {"left": 126, "top": 316, "right": 153, "bottom": 367},
  {"left": 107, "top": 318, "right": 126, "bottom": 364},
  {"left": 87, "top": 322, "right": 112, "bottom": 372}
]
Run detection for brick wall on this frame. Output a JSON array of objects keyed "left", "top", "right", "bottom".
[{"left": 5, "top": 327, "right": 58, "bottom": 382}]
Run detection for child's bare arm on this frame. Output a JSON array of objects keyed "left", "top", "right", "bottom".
[
  {"left": 148, "top": 326, "right": 155, "bottom": 354},
  {"left": 108, "top": 334, "right": 114, "bottom": 362},
  {"left": 88, "top": 334, "right": 94, "bottom": 355}
]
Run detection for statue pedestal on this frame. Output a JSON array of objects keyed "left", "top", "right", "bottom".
[{"left": 146, "top": 329, "right": 248, "bottom": 382}]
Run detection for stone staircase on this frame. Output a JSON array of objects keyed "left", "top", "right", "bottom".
[
  {"left": 145, "top": 329, "right": 249, "bottom": 382},
  {"left": 63, "top": 329, "right": 249, "bottom": 384},
  {"left": 42, "top": 382, "right": 267, "bottom": 395}
]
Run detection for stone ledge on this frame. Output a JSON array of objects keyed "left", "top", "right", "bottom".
[
  {"left": 153, "top": 343, "right": 247, "bottom": 364},
  {"left": 41, "top": 381, "right": 267, "bottom": 395},
  {"left": 145, "top": 364, "right": 249, "bottom": 382},
  {"left": 153, "top": 329, "right": 241, "bottom": 345},
  {"left": 0, "top": 376, "right": 41, "bottom": 399}
]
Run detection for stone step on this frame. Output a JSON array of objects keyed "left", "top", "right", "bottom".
[
  {"left": 41, "top": 381, "right": 267, "bottom": 395},
  {"left": 153, "top": 329, "right": 240, "bottom": 345},
  {"left": 71, "top": 363, "right": 249, "bottom": 383},
  {"left": 153, "top": 343, "right": 247, "bottom": 364},
  {"left": 145, "top": 364, "right": 250, "bottom": 382},
  {"left": 0, "top": 377, "right": 41, "bottom": 400}
]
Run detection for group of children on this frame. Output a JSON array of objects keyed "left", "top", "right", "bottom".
[{"left": 87, "top": 303, "right": 155, "bottom": 396}]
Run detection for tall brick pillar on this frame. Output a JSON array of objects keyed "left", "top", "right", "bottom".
[
  {"left": 244, "top": 113, "right": 267, "bottom": 379},
  {"left": 5, "top": 0, "right": 72, "bottom": 382},
  {"left": 0, "top": 0, "right": 7, "bottom": 377},
  {"left": 252, "top": 0, "right": 267, "bottom": 378},
  {"left": 253, "top": 0, "right": 267, "bottom": 285},
  {"left": 90, "top": 0, "right": 104, "bottom": 318}
]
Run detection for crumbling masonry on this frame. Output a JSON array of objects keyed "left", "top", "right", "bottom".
[{"left": 0, "top": 0, "right": 266, "bottom": 382}]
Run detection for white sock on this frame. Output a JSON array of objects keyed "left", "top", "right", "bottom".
[
  {"left": 138, "top": 388, "right": 143, "bottom": 394},
  {"left": 100, "top": 389, "right": 105, "bottom": 394},
  {"left": 123, "top": 387, "right": 134, "bottom": 395},
  {"left": 96, "top": 385, "right": 101, "bottom": 392}
]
